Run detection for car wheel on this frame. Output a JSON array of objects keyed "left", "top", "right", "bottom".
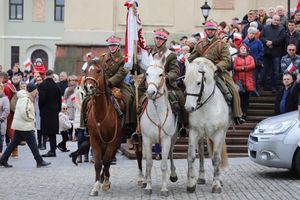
[{"left": 292, "top": 148, "right": 300, "bottom": 176}]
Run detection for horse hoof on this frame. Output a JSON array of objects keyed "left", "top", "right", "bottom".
[
  {"left": 169, "top": 176, "right": 178, "bottom": 183},
  {"left": 89, "top": 190, "right": 98, "bottom": 196},
  {"left": 212, "top": 186, "right": 222, "bottom": 193},
  {"left": 100, "top": 177, "right": 104, "bottom": 184},
  {"left": 137, "top": 180, "right": 143, "bottom": 187},
  {"left": 186, "top": 185, "right": 196, "bottom": 193},
  {"left": 160, "top": 190, "right": 169, "bottom": 197},
  {"left": 220, "top": 180, "right": 223, "bottom": 186},
  {"left": 144, "top": 189, "right": 152, "bottom": 195},
  {"left": 102, "top": 183, "right": 111, "bottom": 191},
  {"left": 197, "top": 178, "right": 206, "bottom": 184},
  {"left": 141, "top": 182, "right": 147, "bottom": 188}
]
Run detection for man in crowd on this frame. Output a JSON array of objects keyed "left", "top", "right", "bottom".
[
  {"left": 260, "top": 15, "right": 286, "bottom": 93},
  {"left": 39, "top": 70, "right": 62, "bottom": 157},
  {"left": 285, "top": 20, "right": 300, "bottom": 54},
  {"left": 57, "top": 71, "right": 68, "bottom": 96},
  {"left": 281, "top": 44, "right": 300, "bottom": 79},
  {"left": 275, "top": 72, "right": 298, "bottom": 115}
]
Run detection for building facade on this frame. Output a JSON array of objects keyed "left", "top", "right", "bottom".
[{"left": 0, "top": 0, "right": 64, "bottom": 71}]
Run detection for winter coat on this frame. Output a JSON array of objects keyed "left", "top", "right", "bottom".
[
  {"left": 260, "top": 24, "right": 286, "bottom": 57},
  {"left": 59, "top": 112, "right": 72, "bottom": 132},
  {"left": 73, "top": 85, "right": 85, "bottom": 129},
  {"left": 57, "top": 80, "right": 68, "bottom": 97},
  {"left": 33, "top": 65, "right": 46, "bottom": 76},
  {"left": 0, "top": 94, "right": 10, "bottom": 135},
  {"left": 34, "top": 91, "right": 41, "bottom": 130},
  {"left": 275, "top": 85, "right": 298, "bottom": 115},
  {"left": 280, "top": 54, "right": 300, "bottom": 74},
  {"left": 11, "top": 90, "right": 35, "bottom": 131},
  {"left": 285, "top": 31, "right": 300, "bottom": 55},
  {"left": 64, "top": 86, "right": 76, "bottom": 120},
  {"left": 233, "top": 54, "right": 256, "bottom": 92},
  {"left": 242, "top": 38, "right": 264, "bottom": 61},
  {"left": 39, "top": 78, "right": 61, "bottom": 135}
]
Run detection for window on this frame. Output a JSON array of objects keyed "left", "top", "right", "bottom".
[
  {"left": 9, "top": 0, "right": 23, "bottom": 20},
  {"left": 11, "top": 46, "right": 20, "bottom": 68},
  {"left": 55, "top": 0, "right": 64, "bottom": 21}
]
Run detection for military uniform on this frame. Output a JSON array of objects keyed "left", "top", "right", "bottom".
[
  {"left": 139, "top": 28, "right": 188, "bottom": 125},
  {"left": 189, "top": 23, "right": 243, "bottom": 121},
  {"left": 102, "top": 51, "right": 136, "bottom": 125}
]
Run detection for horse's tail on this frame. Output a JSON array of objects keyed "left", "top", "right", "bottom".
[{"left": 207, "top": 138, "right": 228, "bottom": 169}]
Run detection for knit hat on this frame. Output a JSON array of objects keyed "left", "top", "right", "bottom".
[
  {"left": 248, "top": 27, "right": 257, "bottom": 34},
  {"left": 35, "top": 58, "right": 43, "bottom": 64},
  {"left": 249, "top": 21, "right": 258, "bottom": 28},
  {"left": 27, "top": 82, "right": 37, "bottom": 93}
]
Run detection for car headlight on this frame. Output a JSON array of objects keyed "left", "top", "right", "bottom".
[{"left": 253, "top": 120, "right": 297, "bottom": 135}]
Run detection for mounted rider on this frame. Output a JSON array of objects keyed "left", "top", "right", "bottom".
[
  {"left": 81, "top": 36, "right": 136, "bottom": 136},
  {"left": 188, "top": 21, "right": 245, "bottom": 125},
  {"left": 139, "top": 28, "right": 188, "bottom": 132}
]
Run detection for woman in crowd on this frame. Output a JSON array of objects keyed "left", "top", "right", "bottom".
[
  {"left": 233, "top": 44, "right": 256, "bottom": 119},
  {"left": 0, "top": 84, "right": 10, "bottom": 157}
]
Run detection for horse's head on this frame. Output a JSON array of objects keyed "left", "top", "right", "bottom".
[
  {"left": 184, "top": 57, "right": 216, "bottom": 112},
  {"left": 145, "top": 55, "right": 166, "bottom": 100},
  {"left": 84, "top": 59, "right": 104, "bottom": 95}
]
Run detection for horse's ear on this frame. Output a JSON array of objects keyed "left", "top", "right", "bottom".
[
  {"left": 149, "top": 54, "right": 154, "bottom": 65},
  {"left": 161, "top": 56, "right": 166, "bottom": 68}
]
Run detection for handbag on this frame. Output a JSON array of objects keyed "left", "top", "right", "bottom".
[{"left": 235, "top": 80, "right": 246, "bottom": 93}]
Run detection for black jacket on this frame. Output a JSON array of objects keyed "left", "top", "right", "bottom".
[
  {"left": 275, "top": 85, "right": 298, "bottom": 115},
  {"left": 260, "top": 24, "right": 286, "bottom": 57},
  {"left": 56, "top": 80, "right": 68, "bottom": 96},
  {"left": 285, "top": 31, "right": 300, "bottom": 55},
  {"left": 38, "top": 78, "right": 61, "bottom": 135}
]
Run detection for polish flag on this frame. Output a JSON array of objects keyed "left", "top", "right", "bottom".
[
  {"left": 23, "top": 59, "right": 32, "bottom": 68},
  {"left": 297, "top": 0, "right": 300, "bottom": 11},
  {"left": 287, "top": 62, "right": 295, "bottom": 73},
  {"left": 70, "top": 94, "right": 76, "bottom": 102}
]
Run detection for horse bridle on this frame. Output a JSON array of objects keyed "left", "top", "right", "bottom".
[
  {"left": 185, "top": 70, "right": 216, "bottom": 111},
  {"left": 145, "top": 73, "right": 166, "bottom": 100},
  {"left": 84, "top": 63, "right": 106, "bottom": 96}
]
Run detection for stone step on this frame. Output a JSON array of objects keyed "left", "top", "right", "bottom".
[
  {"left": 249, "top": 96, "right": 276, "bottom": 103},
  {"left": 247, "top": 109, "right": 275, "bottom": 116},
  {"left": 227, "top": 145, "right": 248, "bottom": 153},
  {"left": 248, "top": 102, "right": 274, "bottom": 109},
  {"left": 245, "top": 115, "right": 269, "bottom": 122}
]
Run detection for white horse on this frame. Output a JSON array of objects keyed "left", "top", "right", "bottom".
[
  {"left": 140, "top": 56, "right": 178, "bottom": 197},
  {"left": 184, "top": 57, "right": 230, "bottom": 193}
]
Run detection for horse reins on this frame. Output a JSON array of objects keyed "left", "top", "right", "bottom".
[
  {"left": 185, "top": 70, "right": 216, "bottom": 110},
  {"left": 145, "top": 75, "right": 165, "bottom": 100}
]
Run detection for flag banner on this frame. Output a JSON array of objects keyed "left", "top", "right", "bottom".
[
  {"left": 287, "top": 62, "right": 295, "bottom": 73},
  {"left": 297, "top": 0, "right": 300, "bottom": 11},
  {"left": 23, "top": 59, "right": 32, "bottom": 68},
  {"left": 124, "top": 0, "right": 149, "bottom": 72}
]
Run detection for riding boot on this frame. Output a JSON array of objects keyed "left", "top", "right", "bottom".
[{"left": 69, "top": 151, "right": 79, "bottom": 166}]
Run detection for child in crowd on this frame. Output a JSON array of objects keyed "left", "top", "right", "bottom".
[{"left": 57, "top": 103, "right": 72, "bottom": 152}]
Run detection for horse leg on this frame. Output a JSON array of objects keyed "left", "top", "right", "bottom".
[
  {"left": 143, "top": 138, "right": 153, "bottom": 195},
  {"left": 160, "top": 137, "right": 172, "bottom": 197},
  {"left": 210, "top": 135, "right": 224, "bottom": 194},
  {"left": 101, "top": 143, "right": 117, "bottom": 192},
  {"left": 89, "top": 140, "right": 102, "bottom": 196},
  {"left": 187, "top": 129, "right": 198, "bottom": 193},
  {"left": 197, "top": 138, "right": 206, "bottom": 184},
  {"left": 135, "top": 141, "right": 144, "bottom": 187},
  {"left": 169, "top": 132, "right": 178, "bottom": 183}
]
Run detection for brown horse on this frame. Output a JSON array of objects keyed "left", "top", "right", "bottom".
[
  {"left": 84, "top": 58, "right": 144, "bottom": 195},
  {"left": 84, "top": 58, "right": 124, "bottom": 196}
]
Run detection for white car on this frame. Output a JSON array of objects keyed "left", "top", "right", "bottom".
[{"left": 248, "top": 110, "right": 300, "bottom": 174}]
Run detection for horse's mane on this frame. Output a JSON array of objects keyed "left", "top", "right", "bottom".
[{"left": 185, "top": 57, "right": 216, "bottom": 86}]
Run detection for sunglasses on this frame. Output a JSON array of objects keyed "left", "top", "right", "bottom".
[
  {"left": 288, "top": 49, "right": 296, "bottom": 51},
  {"left": 62, "top": 108, "right": 67, "bottom": 110}
]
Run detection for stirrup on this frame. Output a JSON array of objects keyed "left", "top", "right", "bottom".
[{"left": 131, "top": 132, "right": 141, "bottom": 144}]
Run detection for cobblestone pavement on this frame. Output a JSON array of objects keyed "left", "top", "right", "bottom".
[{"left": 0, "top": 139, "right": 300, "bottom": 200}]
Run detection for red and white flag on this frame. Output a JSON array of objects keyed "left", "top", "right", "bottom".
[
  {"left": 23, "top": 59, "right": 32, "bottom": 68},
  {"left": 124, "top": 0, "right": 149, "bottom": 71},
  {"left": 297, "top": 0, "right": 300, "bottom": 11},
  {"left": 287, "top": 62, "right": 295, "bottom": 73}
]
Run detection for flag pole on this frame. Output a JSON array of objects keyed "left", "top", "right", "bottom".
[{"left": 132, "top": 2, "right": 141, "bottom": 143}]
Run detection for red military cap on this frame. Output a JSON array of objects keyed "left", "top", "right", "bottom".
[
  {"left": 204, "top": 21, "right": 218, "bottom": 30},
  {"left": 153, "top": 28, "right": 169, "bottom": 40},
  {"left": 106, "top": 35, "right": 121, "bottom": 46}
]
